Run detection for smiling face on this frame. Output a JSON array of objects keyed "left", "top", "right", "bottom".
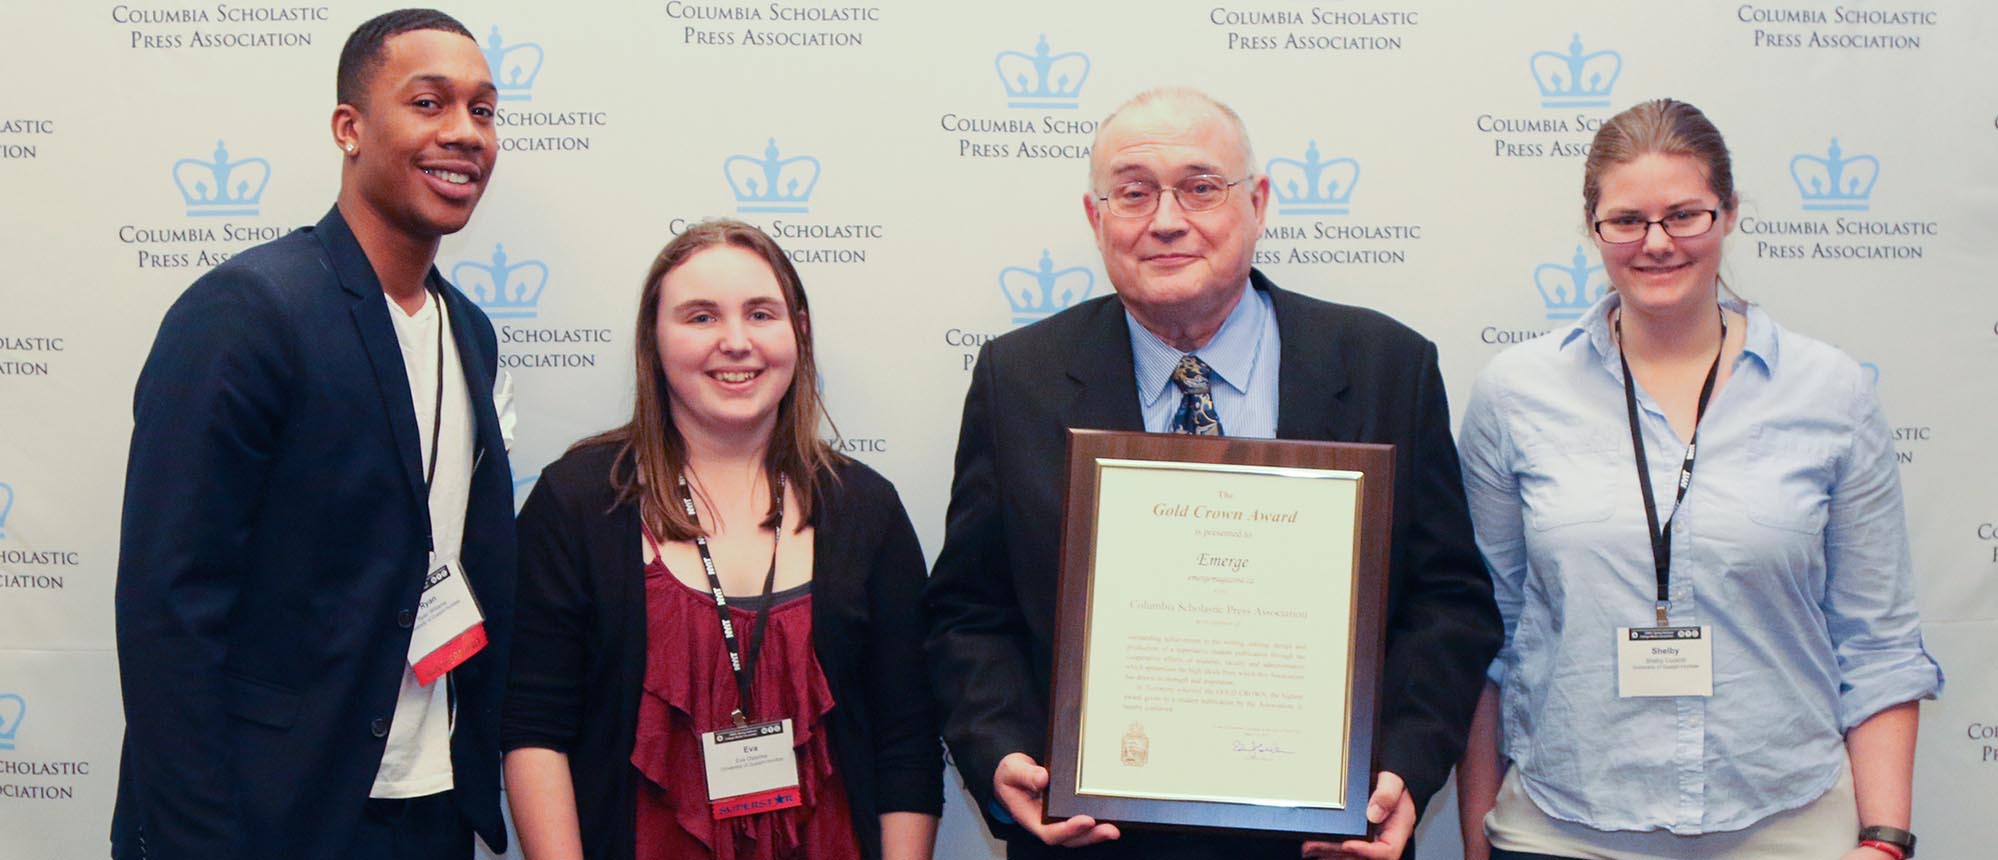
[
  {"left": 1083, "top": 96, "right": 1268, "bottom": 340},
  {"left": 1590, "top": 152, "right": 1736, "bottom": 318},
  {"left": 655, "top": 244, "right": 800, "bottom": 446},
  {"left": 334, "top": 28, "right": 497, "bottom": 242}
]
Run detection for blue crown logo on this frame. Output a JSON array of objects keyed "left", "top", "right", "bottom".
[
  {"left": 0, "top": 693, "right": 23, "bottom": 751},
  {"left": 1530, "top": 34, "right": 1621, "bottom": 108},
  {"left": 173, "top": 140, "right": 270, "bottom": 217},
  {"left": 725, "top": 139, "right": 820, "bottom": 213},
  {"left": 483, "top": 26, "right": 543, "bottom": 102},
  {"left": 1534, "top": 246, "right": 1608, "bottom": 321},
  {"left": 0, "top": 482, "right": 11, "bottom": 539},
  {"left": 995, "top": 35, "right": 1090, "bottom": 109},
  {"left": 1790, "top": 138, "right": 1878, "bottom": 212},
  {"left": 1001, "top": 250, "right": 1094, "bottom": 324},
  {"left": 1266, "top": 141, "right": 1360, "bottom": 215},
  {"left": 451, "top": 244, "right": 550, "bottom": 319}
]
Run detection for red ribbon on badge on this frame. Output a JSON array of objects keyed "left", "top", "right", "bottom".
[
  {"left": 711, "top": 786, "right": 803, "bottom": 820},
  {"left": 412, "top": 622, "right": 486, "bottom": 686}
]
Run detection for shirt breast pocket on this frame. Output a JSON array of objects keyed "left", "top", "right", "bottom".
[
  {"left": 1740, "top": 424, "right": 1837, "bottom": 534},
  {"left": 1518, "top": 431, "right": 1619, "bottom": 531}
]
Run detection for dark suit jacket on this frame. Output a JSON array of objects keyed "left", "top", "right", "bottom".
[
  {"left": 924, "top": 270, "right": 1500, "bottom": 857},
  {"left": 111, "top": 207, "right": 517, "bottom": 860},
  {"left": 500, "top": 443, "right": 943, "bottom": 860}
]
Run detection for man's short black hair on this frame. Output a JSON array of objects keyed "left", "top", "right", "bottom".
[{"left": 336, "top": 8, "right": 476, "bottom": 108}]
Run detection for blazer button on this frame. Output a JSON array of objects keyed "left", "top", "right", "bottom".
[
  {"left": 397, "top": 609, "right": 415, "bottom": 629},
  {"left": 370, "top": 718, "right": 390, "bottom": 738}
]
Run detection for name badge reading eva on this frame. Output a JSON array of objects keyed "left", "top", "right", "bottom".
[
  {"left": 703, "top": 719, "right": 803, "bottom": 819},
  {"left": 407, "top": 557, "right": 487, "bottom": 686},
  {"left": 1616, "top": 626, "right": 1713, "bottom": 698}
]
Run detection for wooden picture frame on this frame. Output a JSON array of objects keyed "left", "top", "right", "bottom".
[{"left": 1044, "top": 429, "right": 1395, "bottom": 840}]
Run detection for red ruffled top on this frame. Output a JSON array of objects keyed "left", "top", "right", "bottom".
[{"left": 630, "top": 551, "right": 860, "bottom": 860}]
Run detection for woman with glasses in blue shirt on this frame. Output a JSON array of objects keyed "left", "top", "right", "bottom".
[{"left": 1453, "top": 99, "right": 1941, "bottom": 860}]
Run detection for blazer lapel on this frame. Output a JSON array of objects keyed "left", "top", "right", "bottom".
[
  {"left": 1262, "top": 270, "right": 1353, "bottom": 442},
  {"left": 316, "top": 207, "right": 429, "bottom": 510},
  {"left": 436, "top": 278, "right": 501, "bottom": 468},
  {"left": 1060, "top": 298, "right": 1146, "bottom": 433}
]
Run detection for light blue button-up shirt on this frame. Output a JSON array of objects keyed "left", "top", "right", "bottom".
[
  {"left": 1127, "top": 279, "right": 1280, "bottom": 438},
  {"left": 1457, "top": 292, "right": 1942, "bottom": 834}
]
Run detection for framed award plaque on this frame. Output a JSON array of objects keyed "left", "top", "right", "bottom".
[{"left": 1043, "top": 429, "right": 1395, "bottom": 839}]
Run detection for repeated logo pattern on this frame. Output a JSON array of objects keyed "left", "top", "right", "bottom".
[
  {"left": 996, "top": 35, "right": 1090, "bottom": 109},
  {"left": 1000, "top": 250, "right": 1094, "bottom": 324},
  {"left": 1267, "top": 141, "right": 1360, "bottom": 216},
  {"left": 1535, "top": 246, "right": 1608, "bottom": 321},
  {"left": 173, "top": 140, "right": 269, "bottom": 217},
  {"left": 453, "top": 244, "right": 550, "bottom": 320},
  {"left": 726, "top": 139, "right": 820, "bottom": 213},
  {"left": 1531, "top": 34, "right": 1621, "bottom": 108},
  {"left": 1791, "top": 138, "right": 1879, "bottom": 211},
  {"left": 0, "top": 693, "right": 24, "bottom": 751},
  {"left": 483, "top": 25, "right": 544, "bottom": 102}
]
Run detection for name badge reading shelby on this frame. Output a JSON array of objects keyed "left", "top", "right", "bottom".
[
  {"left": 1616, "top": 626, "right": 1713, "bottom": 698},
  {"left": 701, "top": 718, "right": 803, "bottom": 819}
]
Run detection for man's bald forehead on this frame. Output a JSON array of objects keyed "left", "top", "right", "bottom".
[{"left": 1088, "top": 88, "right": 1256, "bottom": 184}]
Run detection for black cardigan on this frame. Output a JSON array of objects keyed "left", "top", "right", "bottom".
[{"left": 501, "top": 443, "right": 943, "bottom": 860}]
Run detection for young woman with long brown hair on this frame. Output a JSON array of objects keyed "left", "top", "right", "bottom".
[{"left": 501, "top": 220, "right": 940, "bottom": 860}]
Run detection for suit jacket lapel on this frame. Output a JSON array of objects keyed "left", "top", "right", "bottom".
[
  {"left": 1061, "top": 298, "right": 1146, "bottom": 432},
  {"left": 436, "top": 278, "right": 501, "bottom": 466},
  {"left": 1262, "top": 270, "right": 1353, "bottom": 442},
  {"left": 316, "top": 207, "right": 429, "bottom": 510}
]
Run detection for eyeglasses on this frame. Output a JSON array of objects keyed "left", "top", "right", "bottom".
[
  {"left": 1592, "top": 209, "right": 1719, "bottom": 244},
  {"left": 1096, "top": 174, "right": 1247, "bottom": 218}
]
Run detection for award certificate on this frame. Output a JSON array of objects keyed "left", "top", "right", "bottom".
[{"left": 1045, "top": 430, "right": 1393, "bottom": 839}]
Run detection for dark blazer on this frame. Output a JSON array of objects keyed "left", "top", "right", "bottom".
[
  {"left": 501, "top": 443, "right": 943, "bottom": 860},
  {"left": 111, "top": 207, "right": 517, "bottom": 860},
  {"left": 924, "top": 270, "right": 1501, "bottom": 857}
]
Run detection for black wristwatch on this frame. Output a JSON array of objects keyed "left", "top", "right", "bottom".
[{"left": 1858, "top": 824, "right": 1916, "bottom": 859}]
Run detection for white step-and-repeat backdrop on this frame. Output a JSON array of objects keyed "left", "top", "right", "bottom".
[{"left": 2, "top": 2, "right": 1994, "bottom": 858}]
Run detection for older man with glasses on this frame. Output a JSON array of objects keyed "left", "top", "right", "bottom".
[{"left": 925, "top": 87, "right": 1502, "bottom": 860}]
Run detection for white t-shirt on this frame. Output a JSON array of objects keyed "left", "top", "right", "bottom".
[{"left": 370, "top": 289, "right": 478, "bottom": 799}]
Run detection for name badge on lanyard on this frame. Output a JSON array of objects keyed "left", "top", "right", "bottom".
[
  {"left": 403, "top": 285, "right": 486, "bottom": 687},
  {"left": 702, "top": 719, "right": 804, "bottom": 819},
  {"left": 1612, "top": 307, "right": 1724, "bottom": 700},
  {"left": 670, "top": 472, "right": 803, "bottom": 820},
  {"left": 407, "top": 556, "right": 487, "bottom": 686},
  {"left": 1616, "top": 625, "right": 1713, "bottom": 698}
]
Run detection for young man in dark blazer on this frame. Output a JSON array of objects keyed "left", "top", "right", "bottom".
[
  {"left": 112, "top": 10, "right": 515, "bottom": 859},
  {"left": 925, "top": 88, "right": 1502, "bottom": 860}
]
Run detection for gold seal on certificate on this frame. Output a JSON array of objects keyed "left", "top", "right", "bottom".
[
  {"left": 1044, "top": 430, "right": 1394, "bottom": 840},
  {"left": 1120, "top": 723, "right": 1149, "bottom": 768}
]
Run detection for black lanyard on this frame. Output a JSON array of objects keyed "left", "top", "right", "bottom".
[
  {"left": 420, "top": 285, "right": 446, "bottom": 554},
  {"left": 1616, "top": 307, "right": 1725, "bottom": 627},
  {"left": 677, "top": 473, "right": 785, "bottom": 727}
]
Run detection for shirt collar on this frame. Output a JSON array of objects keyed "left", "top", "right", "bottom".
[
  {"left": 1736, "top": 299, "right": 1776, "bottom": 372},
  {"left": 1129, "top": 278, "right": 1269, "bottom": 407},
  {"left": 1564, "top": 290, "right": 1777, "bottom": 376}
]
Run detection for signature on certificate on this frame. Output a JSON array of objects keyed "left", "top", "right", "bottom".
[{"left": 1232, "top": 738, "right": 1294, "bottom": 757}]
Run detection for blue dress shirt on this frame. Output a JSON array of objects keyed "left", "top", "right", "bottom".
[
  {"left": 1457, "top": 292, "right": 1942, "bottom": 834},
  {"left": 1127, "top": 279, "right": 1280, "bottom": 438}
]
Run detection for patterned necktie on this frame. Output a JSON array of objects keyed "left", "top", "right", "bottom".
[{"left": 1170, "top": 355, "right": 1224, "bottom": 436}]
